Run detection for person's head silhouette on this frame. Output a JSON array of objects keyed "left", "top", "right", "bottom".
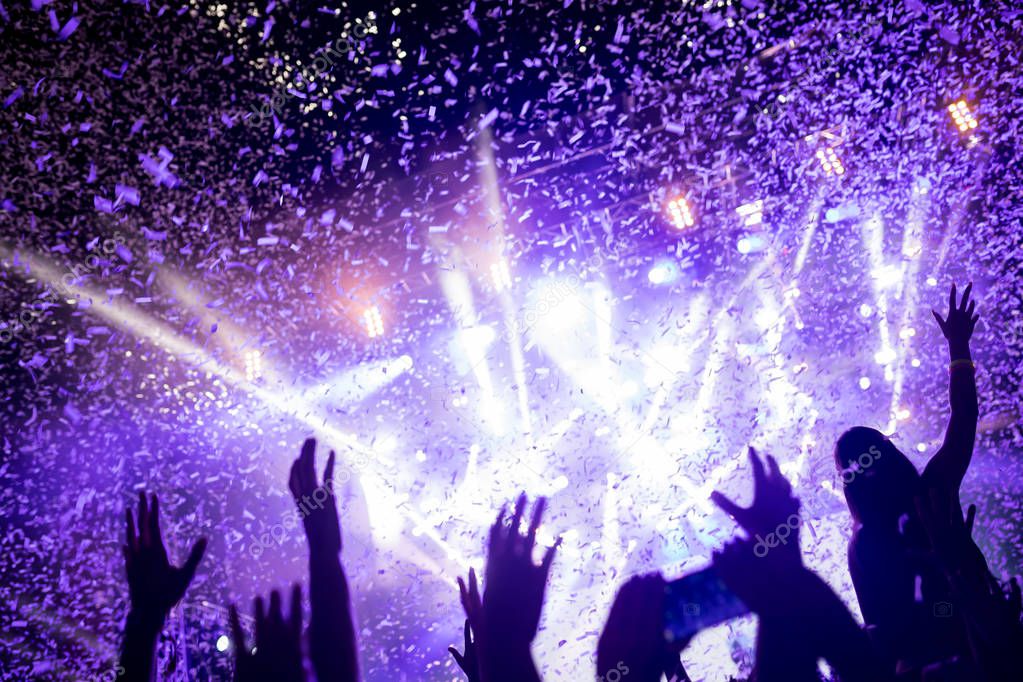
[{"left": 834, "top": 426, "right": 920, "bottom": 527}]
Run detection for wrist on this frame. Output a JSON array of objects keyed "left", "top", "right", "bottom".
[
  {"left": 947, "top": 341, "right": 971, "bottom": 361},
  {"left": 126, "top": 608, "right": 166, "bottom": 638}
]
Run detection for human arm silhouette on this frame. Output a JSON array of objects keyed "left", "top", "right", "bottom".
[
  {"left": 926, "top": 282, "right": 980, "bottom": 493},
  {"left": 457, "top": 495, "right": 558, "bottom": 682},
  {"left": 288, "top": 438, "right": 359, "bottom": 682},
  {"left": 229, "top": 585, "right": 306, "bottom": 682},
  {"left": 117, "top": 492, "right": 207, "bottom": 682}
]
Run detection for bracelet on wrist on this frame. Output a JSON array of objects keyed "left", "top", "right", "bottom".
[{"left": 949, "top": 359, "right": 975, "bottom": 372}]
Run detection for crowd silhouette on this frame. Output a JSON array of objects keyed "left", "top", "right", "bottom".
[{"left": 109, "top": 283, "right": 1022, "bottom": 682}]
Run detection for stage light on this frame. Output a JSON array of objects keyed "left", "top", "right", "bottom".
[
  {"left": 216, "top": 635, "right": 230, "bottom": 652},
  {"left": 916, "top": 443, "right": 927, "bottom": 452},
  {"left": 926, "top": 276, "right": 938, "bottom": 286},
  {"left": 647, "top": 260, "right": 678, "bottom": 285},
  {"left": 490, "top": 260, "right": 512, "bottom": 291},
  {"left": 666, "top": 195, "right": 695, "bottom": 230},
  {"left": 362, "top": 305, "right": 384, "bottom": 338},
  {"left": 859, "top": 304, "right": 873, "bottom": 317},
  {"left": 947, "top": 99, "right": 978, "bottom": 132},
  {"left": 736, "top": 234, "right": 766, "bottom": 254},
  {"left": 824, "top": 202, "right": 860, "bottom": 223},
  {"left": 815, "top": 147, "right": 845, "bottom": 175},
  {"left": 244, "top": 349, "right": 263, "bottom": 381},
  {"left": 736, "top": 200, "right": 764, "bottom": 227},
  {"left": 859, "top": 376, "right": 871, "bottom": 390}
]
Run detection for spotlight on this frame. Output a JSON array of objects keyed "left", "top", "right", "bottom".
[
  {"left": 859, "top": 376, "right": 871, "bottom": 390},
  {"left": 216, "top": 635, "right": 231, "bottom": 653},
  {"left": 666, "top": 195, "right": 695, "bottom": 230},
  {"left": 244, "top": 349, "right": 263, "bottom": 382},
  {"left": 647, "top": 260, "right": 678, "bottom": 285},
  {"left": 824, "top": 202, "right": 859, "bottom": 223},
  {"left": 947, "top": 99, "right": 978, "bottom": 132},
  {"left": 363, "top": 306, "right": 384, "bottom": 338},
  {"left": 735, "top": 200, "right": 764, "bottom": 227},
  {"left": 490, "top": 260, "right": 512, "bottom": 291},
  {"left": 815, "top": 147, "right": 845, "bottom": 175},
  {"left": 736, "top": 234, "right": 766, "bottom": 254}
]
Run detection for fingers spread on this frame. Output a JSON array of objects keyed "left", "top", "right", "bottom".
[
  {"left": 137, "top": 492, "right": 149, "bottom": 546},
  {"left": 448, "top": 647, "right": 465, "bottom": 668},
  {"left": 125, "top": 508, "right": 137, "bottom": 552},
  {"left": 526, "top": 497, "right": 546, "bottom": 547},
  {"left": 229, "top": 604, "right": 247, "bottom": 655},
  {"left": 961, "top": 282, "right": 973, "bottom": 309},
  {"left": 710, "top": 491, "right": 745, "bottom": 523},
  {"left": 269, "top": 589, "right": 283, "bottom": 625},
  {"left": 324, "top": 450, "right": 336, "bottom": 487},
  {"left": 302, "top": 438, "right": 317, "bottom": 491},
  {"left": 149, "top": 494, "right": 165, "bottom": 551},
  {"left": 748, "top": 447, "right": 766, "bottom": 485},
  {"left": 510, "top": 492, "right": 527, "bottom": 537}
]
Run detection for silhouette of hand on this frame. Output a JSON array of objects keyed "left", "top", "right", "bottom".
[
  {"left": 230, "top": 585, "right": 306, "bottom": 682},
  {"left": 123, "top": 492, "right": 206, "bottom": 626},
  {"left": 597, "top": 574, "right": 679, "bottom": 682},
  {"left": 288, "top": 438, "right": 342, "bottom": 557},
  {"left": 710, "top": 447, "right": 800, "bottom": 544},
  {"left": 481, "top": 494, "right": 559, "bottom": 648},
  {"left": 932, "top": 282, "right": 979, "bottom": 346},
  {"left": 712, "top": 537, "right": 802, "bottom": 616},
  {"left": 448, "top": 618, "right": 481, "bottom": 682}
]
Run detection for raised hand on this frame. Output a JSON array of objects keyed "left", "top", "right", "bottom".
[
  {"left": 710, "top": 447, "right": 800, "bottom": 545},
  {"left": 483, "top": 494, "right": 559, "bottom": 647},
  {"left": 288, "top": 437, "right": 341, "bottom": 557},
  {"left": 932, "top": 282, "right": 979, "bottom": 349},
  {"left": 466, "top": 494, "right": 559, "bottom": 682},
  {"left": 118, "top": 492, "right": 206, "bottom": 681},
  {"left": 448, "top": 618, "right": 481, "bottom": 682},
  {"left": 230, "top": 585, "right": 306, "bottom": 682},
  {"left": 288, "top": 438, "right": 359, "bottom": 682},
  {"left": 123, "top": 492, "right": 207, "bottom": 625}
]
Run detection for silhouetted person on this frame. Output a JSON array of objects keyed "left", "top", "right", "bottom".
[{"left": 837, "top": 283, "right": 979, "bottom": 671}]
